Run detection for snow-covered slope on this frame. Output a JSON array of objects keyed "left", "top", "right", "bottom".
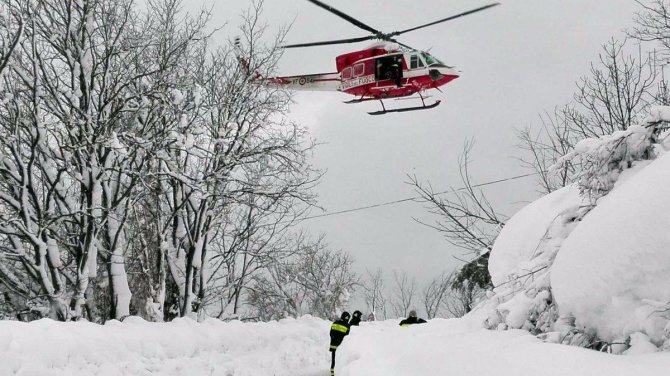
[
  {"left": 0, "top": 316, "right": 328, "bottom": 376},
  {"left": 478, "top": 184, "right": 585, "bottom": 335},
  {"left": 488, "top": 184, "right": 583, "bottom": 287},
  {"left": 1, "top": 316, "right": 670, "bottom": 375},
  {"left": 551, "top": 151, "right": 670, "bottom": 346},
  {"left": 478, "top": 114, "right": 670, "bottom": 352}
]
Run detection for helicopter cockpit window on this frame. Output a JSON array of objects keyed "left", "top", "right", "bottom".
[
  {"left": 410, "top": 54, "right": 425, "bottom": 69},
  {"left": 421, "top": 52, "right": 443, "bottom": 66}
]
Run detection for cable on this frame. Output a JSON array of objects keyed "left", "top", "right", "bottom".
[{"left": 299, "top": 172, "right": 536, "bottom": 222}]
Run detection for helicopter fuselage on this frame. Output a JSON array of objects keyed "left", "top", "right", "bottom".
[{"left": 270, "top": 46, "right": 459, "bottom": 99}]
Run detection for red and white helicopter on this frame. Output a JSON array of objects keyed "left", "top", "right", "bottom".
[{"left": 243, "top": 1, "right": 500, "bottom": 115}]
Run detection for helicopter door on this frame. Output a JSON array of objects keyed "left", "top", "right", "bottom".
[{"left": 375, "top": 55, "right": 403, "bottom": 84}]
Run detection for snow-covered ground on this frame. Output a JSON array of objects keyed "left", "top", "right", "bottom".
[{"left": 2, "top": 315, "right": 670, "bottom": 376}]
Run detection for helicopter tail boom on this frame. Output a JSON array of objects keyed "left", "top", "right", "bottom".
[
  {"left": 235, "top": 37, "right": 340, "bottom": 91},
  {"left": 267, "top": 73, "right": 341, "bottom": 91}
]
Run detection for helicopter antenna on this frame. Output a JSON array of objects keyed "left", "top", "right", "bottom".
[{"left": 282, "top": 1, "right": 500, "bottom": 49}]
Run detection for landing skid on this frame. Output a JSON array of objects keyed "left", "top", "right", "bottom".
[
  {"left": 368, "top": 94, "right": 441, "bottom": 115},
  {"left": 368, "top": 100, "right": 441, "bottom": 115},
  {"left": 343, "top": 97, "right": 379, "bottom": 104},
  {"left": 344, "top": 93, "right": 442, "bottom": 115}
]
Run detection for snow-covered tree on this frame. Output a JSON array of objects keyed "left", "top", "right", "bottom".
[
  {"left": 0, "top": 0, "right": 154, "bottom": 320},
  {"left": 389, "top": 270, "right": 416, "bottom": 318},
  {"left": 247, "top": 235, "right": 357, "bottom": 321},
  {"left": 552, "top": 122, "right": 659, "bottom": 203},
  {"left": 0, "top": 0, "right": 318, "bottom": 323},
  {"left": 203, "top": 183, "right": 317, "bottom": 319},
  {"left": 410, "top": 141, "right": 501, "bottom": 318},
  {"left": 518, "top": 38, "right": 660, "bottom": 194},
  {"left": 632, "top": 0, "right": 670, "bottom": 62},
  {"left": 410, "top": 141, "right": 505, "bottom": 257},
  {"left": 361, "top": 268, "right": 388, "bottom": 321},
  {"left": 423, "top": 271, "right": 450, "bottom": 319},
  {"left": 141, "top": 3, "right": 318, "bottom": 320},
  {"left": 0, "top": 0, "right": 23, "bottom": 80}
]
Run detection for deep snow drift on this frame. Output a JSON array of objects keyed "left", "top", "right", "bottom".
[
  {"left": 2, "top": 315, "right": 670, "bottom": 376},
  {"left": 481, "top": 114, "right": 670, "bottom": 352},
  {"left": 551, "top": 151, "right": 670, "bottom": 346}
]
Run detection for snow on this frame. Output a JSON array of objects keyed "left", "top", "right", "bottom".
[
  {"left": 1, "top": 316, "right": 669, "bottom": 375},
  {"left": 644, "top": 105, "right": 670, "bottom": 123},
  {"left": 488, "top": 184, "right": 583, "bottom": 287},
  {"left": 476, "top": 108, "right": 670, "bottom": 348},
  {"left": 107, "top": 215, "right": 132, "bottom": 319},
  {"left": 479, "top": 109, "right": 670, "bottom": 351},
  {"left": 365, "top": 41, "right": 401, "bottom": 52},
  {"left": 625, "top": 332, "right": 659, "bottom": 355},
  {"left": 171, "top": 89, "right": 184, "bottom": 105},
  {"left": 46, "top": 238, "right": 62, "bottom": 268},
  {"left": 107, "top": 131, "right": 127, "bottom": 155},
  {"left": 551, "top": 150, "right": 670, "bottom": 344},
  {"left": 193, "top": 85, "right": 202, "bottom": 106},
  {"left": 191, "top": 235, "right": 204, "bottom": 269},
  {"left": 87, "top": 240, "right": 98, "bottom": 278},
  {"left": 482, "top": 183, "right": 586, "bottom": 335},
  {"left": 551, "top": 123, "right": 655, "bottom": 202},
  {"left": 0, "top": 316, "right": 326, "bottom": 376}
]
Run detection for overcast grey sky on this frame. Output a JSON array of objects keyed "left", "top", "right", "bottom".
[{"left": 186, "top": 0, "right": 642, "bottom": 296}]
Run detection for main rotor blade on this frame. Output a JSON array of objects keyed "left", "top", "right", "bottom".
[
  {"left": 390, "top": 3, "right": 500, "bottom": 36},
  {"left": 282, "top": 35, "right": 376, "bottom": 49},
  {"left": 305, "top": 0, "right": 382, "bottom": 35}
]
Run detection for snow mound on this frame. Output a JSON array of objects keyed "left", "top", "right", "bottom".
[
  {"left": 479, "top": 110, "right": 670, "bottom": 350},
  {"left": 477, "top": 184, "right": 585, "bottom": 334},
  {"left": 0, "top": 316, "right": 328, "bottom": 376},
  {"left": 488, "top": 184, "right": 583, "bottom": 287},
  {"left": 551, "top": 151, "right": 670, "bottom": 345},
  {"left": 338, "top": 319, "right": 670, "bottom": 375}
]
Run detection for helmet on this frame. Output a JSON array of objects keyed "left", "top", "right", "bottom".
[
  {"left": 340, "top": 311, "right": 351, "bottom": 320},
  {"left": 409, "top": 310, "right": 417, "bottom": 318},
  {"left": 353, "top": 310, "right": 362, "bottom": 317}
]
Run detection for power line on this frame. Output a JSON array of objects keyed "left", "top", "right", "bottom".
[{"left": 299, "top": 172, "right": 536, "bottom": 222}]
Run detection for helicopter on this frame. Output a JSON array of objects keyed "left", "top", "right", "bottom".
[{"left": 241, "top": 0, "right": 500, "bottom": 115}]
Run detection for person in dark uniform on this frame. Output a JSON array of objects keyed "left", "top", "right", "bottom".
[
  {"left": 399, "top": 310, "right": 427, "bottom": 327},
  {"left": 329, "top": 311, "right": 351, "bottom": 375},
  {"left": 349, "top": 310, "right": 362, "bottom": 326},
  {"left": 388, "top": 58, "right": 402, "bottom": 88}
]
